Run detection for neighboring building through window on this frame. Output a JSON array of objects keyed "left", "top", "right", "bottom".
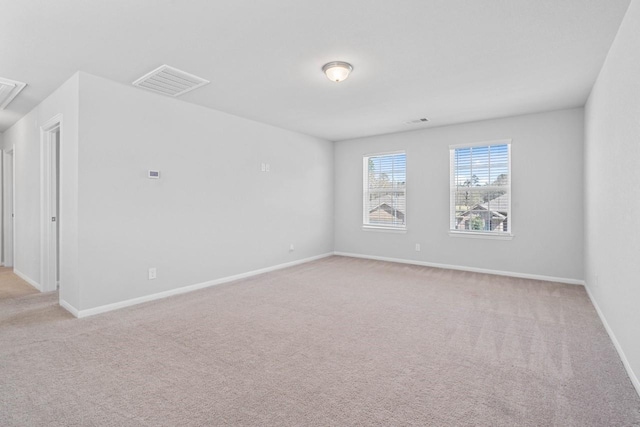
[
  {"left": 363, "top": 152, "right": 406, "bottom": 229},
  {"left": 450, "top": 142, "right": 511, "bottom": 234}
]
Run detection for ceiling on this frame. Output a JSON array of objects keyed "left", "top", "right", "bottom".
[{"left": 0, "top": 0, "right": 631, "bottom": 141}]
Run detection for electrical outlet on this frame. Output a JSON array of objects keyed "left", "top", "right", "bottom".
[
  {"left": 415, "top": 243, "right": 421, "bottom": 252},
  {"left": 289, "top": 243, "right": 294, "bottom": 252},
  {"left": 148, "top": 268, "right": 157, "bottom": 280}
]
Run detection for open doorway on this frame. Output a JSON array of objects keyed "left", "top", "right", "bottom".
[
  {"left": 2, "top": 148, "right": 14, "bottom": 268},
  {"left": 41, "top": 115, "right": 61, "bottom": 292}
]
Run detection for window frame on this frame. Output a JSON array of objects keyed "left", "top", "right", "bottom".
[
  {"left": 362, "top": 151, "right": 407, "bottom": 232},
  {"left": 449, "top": 140, "right": 513, "bottom": 240}
]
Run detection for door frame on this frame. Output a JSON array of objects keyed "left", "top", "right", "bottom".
[
  {"left": 40, "top": 114, "right": 62, "bottom": 292},
  {"left": 0, "top": 150, "right": 2, "bottom": 266},
  {"left": 2, "top": 148, "right": 14, "bottom": 268}
]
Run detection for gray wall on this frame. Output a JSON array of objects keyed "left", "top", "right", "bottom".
[
  {"left": 76, "top": 73, "right": 334, "bottom": 311},
  {"left": 334, "top": 108, "right": 584, "bottom": 281},
  {"left": 585, "top": 0, "right": 640, "bottom": 392}
]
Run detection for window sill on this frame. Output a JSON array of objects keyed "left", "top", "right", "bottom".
[
  {"left": 362, "top": 226, "right": 407, "bottom": 234},
  {"left": 449, "top": 231, "right": 513, "bottom": 240}
]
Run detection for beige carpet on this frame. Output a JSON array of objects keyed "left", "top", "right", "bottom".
[
  {"left": 1, "top": 256, "right": 639, "bottom": 426},
  {"left": 0, "top": 267, "right": 39, "bottom": 300}
]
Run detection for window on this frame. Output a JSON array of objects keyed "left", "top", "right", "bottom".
[
  {"left": 363, "top": 152, "right": 406, "bottom": 229},
  {"left": 450, "top": 142, "right": 511, "bottom": 235}
]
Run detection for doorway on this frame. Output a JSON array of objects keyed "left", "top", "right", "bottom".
[
  {"left": 41, "top": 115, "right": 61, "bottom": 292},
  {"left": 2, "top": 149, "right": 14, "bottom": 268}
]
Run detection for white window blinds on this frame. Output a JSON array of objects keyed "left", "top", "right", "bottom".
[
  {"left": 450, "top": 143, "right": 511, "bottom": 234},
  {"left": 363, "top": 152, "right": 406, "bottom": 228}
]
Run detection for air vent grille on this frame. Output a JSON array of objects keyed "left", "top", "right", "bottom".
[
  {"left": 405, "top": 118, "right": 429, "bottom": 125},
  {"left": 132, "top": 65, "right": 209, "bottom": 97},
  {"left": 0, "top": 76, "right": 27, "bottom": 110}
]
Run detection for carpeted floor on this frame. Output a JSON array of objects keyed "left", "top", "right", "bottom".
[
  {"left": 1, "top": 256, "right": 639, "bottom": 426},
  {"left": 0, "top": 267, "right": 39, "bottom": 300}
]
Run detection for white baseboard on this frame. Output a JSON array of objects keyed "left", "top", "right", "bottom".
[
  {"left": 584, "top": 284, "right": 640, "bottom": 397},
  {"left": 74, "top": 252, "right": 334, "bottom": 319},
  {"left": 333, "top": 252, "right": 585, "bottom": 286},
  {"left": 59, "top": 299, "right": 79, "bottom": 317},
  {"left": 13, "top": 268, "right": 42, "bottom": 291}
]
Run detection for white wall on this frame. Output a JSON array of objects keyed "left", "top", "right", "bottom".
[
  {"left": 1, "top": 74, "right": 80, "bottom": 307},
  {"left": 75, "top": 73, "right": 333, "bottom": 311},
  {"left": 334, "top": 108, "right": 584, "bottom": 281},
  {"left": 585, "top": 0, "right": 640, "bottom": 392}
]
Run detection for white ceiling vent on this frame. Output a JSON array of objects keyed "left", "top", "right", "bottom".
[
  {"left": 0, "top": 77, "right": 27, "bottom": 110},
  {"left": 405, "top": 118, "right": 429, "bottom": 125},
  {"left": 132, "top": 65, "right": 209, "bottom": 97}
]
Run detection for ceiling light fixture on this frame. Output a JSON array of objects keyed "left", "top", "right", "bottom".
[{"left": 322, "top": 61, "right": 353, "bottom": 82}]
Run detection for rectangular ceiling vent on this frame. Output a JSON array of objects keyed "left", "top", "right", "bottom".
[
  {"left": 132, "top": 65, "right": 209, "bottom": 97},
  {"left": 0, "top": 76, "right": 27, "bottom": 110},
  {"left": 405, "top": 118, "right": 429, "bottom": 125}
]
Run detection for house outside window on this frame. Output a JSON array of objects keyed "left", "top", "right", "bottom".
[
  {"left": 363, "top": 152, "right": 406, "bottom": 229},
  {"left": 450, "top": 141, "right": 511, "bottom": 236}
]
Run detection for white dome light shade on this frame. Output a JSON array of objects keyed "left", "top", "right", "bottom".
[{"left": 322, "top": 61, "right": 353, "bottom": 82}]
